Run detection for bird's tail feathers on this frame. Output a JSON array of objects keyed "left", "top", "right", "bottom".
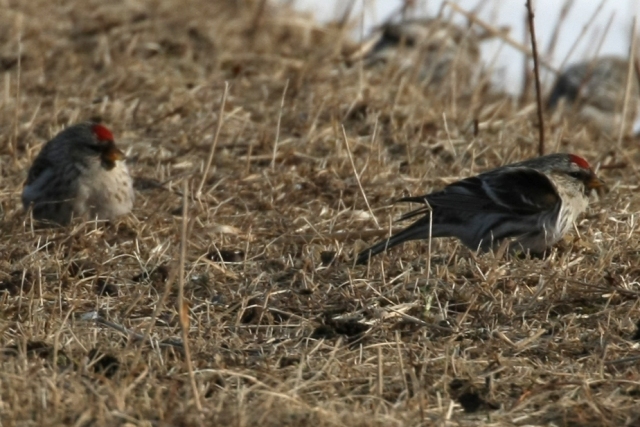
[
  {"left": 394, "top": 195, "right": 432, "bottom": 222},
  {"left": 355, "top": 219, "right": 436, "bottom": 265},
  {"left": 395, "top": 195, "right": 429, "bottom": 204}
]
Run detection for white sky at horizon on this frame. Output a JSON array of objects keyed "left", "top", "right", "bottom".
[{"left": 287, "top": 0, "right": 640, "bottom": 93}]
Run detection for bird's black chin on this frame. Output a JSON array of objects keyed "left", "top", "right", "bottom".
[{"left": 101, "top": 158, "right": 117, "bottom": 170}]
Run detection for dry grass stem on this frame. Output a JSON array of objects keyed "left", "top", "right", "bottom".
[
  {"left": 1, "top": 1, "right": 638, "bottom": 425},
  {"left": 525, "top": 0, "right": 545, "bottom": 155},
  {"left": 342, "top": 124, "right": 379, "bottom": 228},
  {"left": 179, "top": 180, "right": 202, "bottom": 411},
  {"left": 446, "top": 1, "right": 559, "bottom": 73},
  {"left": 556, "top": 0, "right": 607, "bottom": 70},
  {"left": 617, "top": 18, "right": 638, "bottom": 148},
  {"left": 546, "top": 0, "right": 575, "bottom": 59},
  {"left": 197, "top": 81, "right": 229, "bottom": 200},
  {"left": 271, "top": 79, "right": 289, "bottom": 170},
  {"left": 11, "top": 14, "right": 23, "bottom": 162}
]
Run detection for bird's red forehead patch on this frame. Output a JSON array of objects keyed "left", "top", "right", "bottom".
[
  {"left": 92, "top": 124, "right": 114, "bottom": 141},
  {"left": 569, "top": 154, "right": 590, "bottom": 169}
]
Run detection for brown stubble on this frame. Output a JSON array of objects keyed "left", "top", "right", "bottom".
[{"left": 0, "top": 1, "right": 638, "bottom": 426}]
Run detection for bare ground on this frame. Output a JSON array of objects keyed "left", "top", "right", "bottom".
[{"left": 1, "top": 1, "right": 640, "bottom": 426}]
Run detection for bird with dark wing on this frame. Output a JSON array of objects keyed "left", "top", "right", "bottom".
[
  {"left": 356, "top": 153, "right": 606, "bottom": 265},
  {"left": 22, "top": 122, "right": 134, "bottom": 225}
]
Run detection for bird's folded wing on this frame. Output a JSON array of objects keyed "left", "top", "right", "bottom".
[
  {"left": 396, "top": 167, "right": 560, "bottom": 220},
  {"left": 25, "top": 155, "right": 55, "bottom": 186}
]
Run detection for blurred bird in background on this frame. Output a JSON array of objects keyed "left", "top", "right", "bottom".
[{"left": 547, "top": 56, "right": 640, "bottom": 135}]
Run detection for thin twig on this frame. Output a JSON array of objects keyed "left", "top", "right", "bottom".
[
  {"left": 599, "top": 161, "right": 627, "bottom": 170},
  {"left": 341, "top": 125, "right": 379, "bottom": 228},
  {"left": 560, "top": 277, "right": 640, "bottom": 298},
  {"left": 337, "top": 0, "right": 356, "bottom": 30},
  {"left": 426, "top": 208, "right": 433, "bottom": 287},
  {"left": 569, "top": 13, "right": 616, "bottom": 113},
  {"left": 267, "top": 228, "right": 405, "bottom": 244},
  {"left": 180, "top": 180, "right": 202, "bottom": 411},
  {"left": 546, "top": 0, "right": 574, "bottom": 59},
  {"left": 197, "top": 82, "right": 229, "bottom": 199},
  {"left": 442, "top": 112, "right": 457, "bottom": 157},
  {"left": 556, "top": 0, "right": 607, "bottom": 71},
  {"left": 377, "top": 347, "right": 384, "bottom": 398},
  {"left": 83, "top": 312, "right": 184, "bottom": 350},
  {"left": 617, "top": 18, "right": 638, "bottom": 147},
  {"left": 12, "top": 14, "right": 23, "bottom": 162},
  {"left": 446, "top": 1, "right": 558, "bottom": 74},
  {"left": 526, "top": 0, "right": 545, "bottom": 156},
  {"left": 395, "top": 332, "right": 409, "bottom": 397},
  {"left": 247, "top": 0, "right": 268, "bottom": 42},
  {"left": 145, "top": 102, "right": 189, "bottom": 132},
  {"left": 604, "top": 355, "right": 640, "bottom": 366},
  {"left": 271, "top": 79, "right": 289, "bottom": 170},
  {"left": 521, "top": 12, "right": 532, "bottom": 105}
]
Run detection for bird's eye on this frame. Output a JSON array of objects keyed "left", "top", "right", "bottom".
[{"left": 568, "top": 171, "right": 585, "bottom": 180}]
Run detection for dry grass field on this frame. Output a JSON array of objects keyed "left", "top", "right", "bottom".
[{"left": 2, "top": 0, "right": 640, "bottom": 425}]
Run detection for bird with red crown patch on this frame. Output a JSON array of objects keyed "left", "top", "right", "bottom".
[
  {"left": 22, "top": 121, "right": 134, "bottom": 225},
  {"left": 356, "top": 153, "right": 606, "bottom": 264}
]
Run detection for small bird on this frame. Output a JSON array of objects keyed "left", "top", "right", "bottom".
[
  {"left": 547, "top": 56, "right": 640, "bottom": 134},
  {"left": 22, "top": 122, "right": 134, "bottom": 225},
  {"left": 355, "top": 154, "right": 605, "bottom": 264},
  {"left": 362, "top": 18, "right": 481, "bottom": 89}
]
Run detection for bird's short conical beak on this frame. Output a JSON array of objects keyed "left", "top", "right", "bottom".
[
  {"left": 103, "top": 144, "right": 125, "bottom": 163},
  {"left": 587, "top": 174, "right": 607, "bottom": 196}
]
